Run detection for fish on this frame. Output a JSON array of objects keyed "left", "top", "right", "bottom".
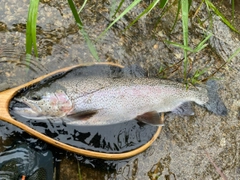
[{"left": 13, "top": 65, "right": 227, "bottom": 126}]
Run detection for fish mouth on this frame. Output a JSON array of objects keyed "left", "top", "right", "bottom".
[
  {"left": 14, "top": 97, "right": 32, "bottom": 109},
  {"left": 13, "top": 98, "right": 42, "bottom": 118},
  {"left": 13, "top": 106, "right": 41, "bottom": 119},
  {"left": 14, "top": 98, "right": 30, "bottom": 108}
]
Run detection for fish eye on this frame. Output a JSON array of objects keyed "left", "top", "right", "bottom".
[{"left": 30, "top": 94, "right": 41, "bottom": 101}]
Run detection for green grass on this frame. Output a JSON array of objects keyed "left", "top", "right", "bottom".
[
  {"left": 68, "top": 0, "right": 99, "bottom": 61},
  {"left": 204, "top": 0, "right": 239, "bottom": 33},
  {"left": 124, "top": 0, "right": 166, "bottom": 31},
  {"left": 77, "top": 161, "right": 82, "bottom": 180},
  {"left": 97, "top": 0, "right": 142, "bottom": 40},
  {"left": 181, "top": 0, "right": 189, "bottom": 81},
  {"left": 25, "top": 0, "right": 239, "bottom": 83},
  {"left": 95, "top": 0, "right": 238, "bottom": 84},
  {"left": 25, "top": 0, "right": 39, "bottom": 65},
  {"left": 98, "top": 0, "right": 168, "bottom": 38},
  {"left": 78, "top": 0, "right": 88, "bottom": 13},
  {"left": 231, "top": 0, "right": 235, "bottom": 22}
]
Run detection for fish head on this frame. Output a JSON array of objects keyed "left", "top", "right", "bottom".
[{"left": 13, "top": 90, "right": 73, "bottom": 119}]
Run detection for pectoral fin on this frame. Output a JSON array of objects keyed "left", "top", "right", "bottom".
[
  {"left": 67, "top": 110, "right": 98, "bottom": 121},
  {"left": 135, "top": 111, "right": 164, "bottom": 126},
  {"left": 172, "top": 102, "right": 194, "bottom": 116}
]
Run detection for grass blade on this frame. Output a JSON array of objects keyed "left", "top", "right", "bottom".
[
  {"left": 113, "top": 0, "right": 125, "bottom": 18},
  {"left": 181, "top": 0, "right": 189, "bottom": 79},
  {"left": 68, "top": 0, "right": 99, "bottom": 61},
  {"left": 166, "top": 33, "right": 212, "bottom": 53},
  {"left": 125, "top": 0, "right": 161, "bottom": 30},
  {"left": 190, "top": 67, "right": 209, "bottom": 84},
  {"left": 226, "top": 47, "right": 240, "bottom": 63},
  {"left": 68, "top": 0, "right": 83, "bottom": 27},
  {"left": 110, "top": 0, "right": 117, "bottom": 20},
  {"left": 170, "top": 0, "right": 181, "bottom": 33},
  {"left": 98, "top": 0, "right": 141, "bottom": 40},
  {"left": 193, "top": 33, "right": 212, "bottom": 52},
  {"left": 165, "top": 40, "right": 193, "bottom": 52},
  {"left": 231, "top": 0, "right": 235, "bottom": 22},
  {"left": 159, "top": 0, "right": 168, "bottom": 8},
  {"left": 77, "top": 23, "right": 99, "bottom": 61},
  {"left": 78, "top": 0, "right": 88, "bottom": 13},
  {"left": 205, "top": 0, "right": 239, "bottom": 33},
  {"left": 26, "top": 0, "right": 39, "bottom": 57},
  {"left": 77, "top": 161, "right": 82, "bottom": 180}
]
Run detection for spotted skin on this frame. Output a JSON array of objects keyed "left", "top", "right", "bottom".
[
  {"left": 14, "top": 90, "right": 73, "bottom": 118},
  {"left": 14, "top": 74, "right": 211, "bottom": 125}
]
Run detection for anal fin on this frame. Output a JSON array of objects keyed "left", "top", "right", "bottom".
[
  {"left": 135, "top": 111, "right": 164, "bottom": 126},
  {"left": 172, "top": 102, "right": 194, "bottom": 116}
]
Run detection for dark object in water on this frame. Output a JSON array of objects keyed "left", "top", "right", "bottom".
[{"left": 0, "top": 143, "right": 53, "bottom": 180}]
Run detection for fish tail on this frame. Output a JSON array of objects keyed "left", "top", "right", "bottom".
[{"left": 204, "top": 80, "right": 227, "bottom": 116}]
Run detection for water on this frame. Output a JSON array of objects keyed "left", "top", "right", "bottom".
[
  {"left": 0, "top": 0, "right": 240, "bottom": 179},
  {"left": 0, "top": 143, "right": 53, "bottom": 180}
]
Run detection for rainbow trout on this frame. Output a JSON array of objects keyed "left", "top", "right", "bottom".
[{"left": 13, "top": 65, "right": 227, "bottom": 126}]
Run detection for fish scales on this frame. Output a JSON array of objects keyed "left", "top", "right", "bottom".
[
  {"left": 13, "top": 74, "right": 210, "bottom": 126},
  {"left": 63, "top": 77, "right": 208, "bottom": 125},
  {"left": 13, "top": 64, "right": 227, "bottom": 126}
]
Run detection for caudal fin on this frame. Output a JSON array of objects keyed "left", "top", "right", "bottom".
[{"left": 204, "top": 80, "right": 227, "bottom": 116}]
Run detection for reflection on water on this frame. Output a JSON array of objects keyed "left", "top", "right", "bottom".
[
  {"left": 0, "top": 45, "right": 48, "bottom": 91},
  {"left": 0, "top": 140, "right": 53, "bottom": 180},
  {"left": 9, "top": 111, "right": 159, "bottom": 153}
]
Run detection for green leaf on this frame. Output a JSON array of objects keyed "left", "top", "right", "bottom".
[
  {"left": 231, "top": 0, "right": 235, "bottom": 22},
  {"left": 190, "top": 67, "right": 208, "bottom": 85},
  {"left": 110, "top": 0, "right": 117, "bottom": 20}
]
